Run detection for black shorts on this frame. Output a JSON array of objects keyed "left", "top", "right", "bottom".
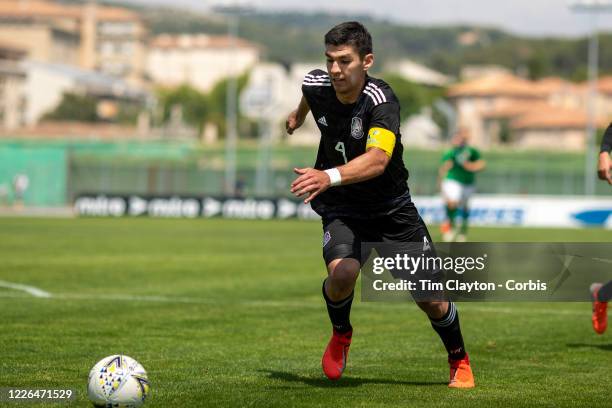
[
  {"left": 322, "top": 201, "right": 435, "bottom": 265},
  {"left": 322, "top": 201, "right": 444, "bottom": 300}
]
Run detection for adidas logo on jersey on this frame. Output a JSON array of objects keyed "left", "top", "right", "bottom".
[
  {"left": 318, "top": 116, "right": 328, "bottom": 126},
  {"left": 423, "top": 236, "right": 431, "bottom": 252}
]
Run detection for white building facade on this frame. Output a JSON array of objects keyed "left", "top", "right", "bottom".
[{"left": 146, "top": 34, "right": 260, "bottom": 92}]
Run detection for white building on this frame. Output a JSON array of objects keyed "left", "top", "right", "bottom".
[
  {"left": 146, "top": 34, "right": 260, "bottom": 92},
  {"left": 385, "top": 59, "right": 452, "bottom": 87},
  {"left": 401, "top": 108, "right": 442, "bottom": 148},
  {"left": 0, "top": 0, "right": 148, "bottom": 84},
  {"left": 21, "top": 61, "right": 148, "bottom": 126},
  {"left": 238, "top": 62, "right": 322, "bottom": 145},
  {"left": 447, "top": 73, "right": 610, "bottom": 150}
]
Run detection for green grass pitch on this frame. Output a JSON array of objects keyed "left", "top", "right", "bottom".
[{"left": 0, "top": 217, "right": 610, "bottom": 407}]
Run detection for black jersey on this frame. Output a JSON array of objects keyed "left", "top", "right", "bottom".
[{"left": 302, "top": 69, "right": 410, "bottom": 219}]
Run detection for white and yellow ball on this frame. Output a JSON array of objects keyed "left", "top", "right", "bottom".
[{"left": 87, "top": 355, "right": 150, "bottom": 407}]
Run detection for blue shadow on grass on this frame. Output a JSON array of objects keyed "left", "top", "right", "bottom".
[{"left": 261, "top": 370, "right": 447, "bottom": 388}]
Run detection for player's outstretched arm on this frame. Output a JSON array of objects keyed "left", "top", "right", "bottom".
[
  {"left": 290, "top": 147, "right": 390, "bottom": 204},
  {"left": 339, "top": 147, "right": 390, "bottom": 183},
  {"left": 597, "top": 152, "right": 612, "bottom": 185},
  {"left": 598, "top": 124, "right": 612, "bottom": 184},
  {"left": 286, "top": 96, "right": 310, "bottom": 135},
  {"left": 462, "top": 159, "right": 486, "bottom": 173}
]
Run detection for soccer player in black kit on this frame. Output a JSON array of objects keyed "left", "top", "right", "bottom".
[
  {"left": 591, "top": 122, "right": 612, "bottom": 334},
  {"left": 286, "top": 21, "right": 475, "bottom": 388}
]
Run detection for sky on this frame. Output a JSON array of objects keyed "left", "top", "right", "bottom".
[{"left": 111, "top": 0, "right": 612, "bottom": 37}]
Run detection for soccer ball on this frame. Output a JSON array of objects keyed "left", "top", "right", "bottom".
[{"left": 87, "top": 355, "right": 150, "bottom": 407}]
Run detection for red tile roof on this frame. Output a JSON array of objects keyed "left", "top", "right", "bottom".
[
  {"left": 0, "top": 0, "right": 141, "bottom": 22},
  {"left": 447, "top": 73, "right": 544, "bottom": 98}
]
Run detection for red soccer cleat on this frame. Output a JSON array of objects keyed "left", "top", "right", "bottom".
[
  {"left": 321, "top": 328, "right": 352, "bottom": 380},
  {"left": 448, "top": 354, "right": 475, "bottom": 389},
  {"left": 591, "top": 283, "right": 608, "bottom": 335}
]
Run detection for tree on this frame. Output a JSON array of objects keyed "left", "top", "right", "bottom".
[
  {"left": 44, "top": 92, "right": 98, "bottom": 122},
  {"left": 157, "top": 85, "right": 209, "bottom": 132},
  {"left": 380, "top": 74, "right": 445, "bottom": 122},
  {"left": 155, "top": 73, "right": 252, "bottom": 138}
]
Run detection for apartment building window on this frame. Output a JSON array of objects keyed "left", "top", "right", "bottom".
[
  {"left": 100, "top": 61, "right": 130, "bottom": 76},
  {"left": 100, "top": 41, "right": 115, "bottom": 56},
  {"left": 120, "top": 42, "right": 135, "bottom": 55},
  {"left": 98, "top": 22, "right": 136, "bottom": 36}
]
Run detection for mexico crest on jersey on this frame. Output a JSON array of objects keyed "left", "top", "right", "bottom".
[{"left": 351, "top": 117, "right": 364, "bottom": 139}]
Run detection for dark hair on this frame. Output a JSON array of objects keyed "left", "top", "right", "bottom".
[{"left": 324, "top": 21, "right": 373, "bottom": 59}]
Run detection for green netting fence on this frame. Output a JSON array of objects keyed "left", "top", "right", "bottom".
[
  {"left": 0, "top": 146, "right": 67, "bottom": 206},
  {"left": 1, "top": 139, "right": 610, "bottom": 207}
]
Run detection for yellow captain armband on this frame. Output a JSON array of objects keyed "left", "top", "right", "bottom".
[{"left": 366, "top": 127, "right": 396, "bottom": 157}]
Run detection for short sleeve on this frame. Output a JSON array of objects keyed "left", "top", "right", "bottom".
[
  {"left": 441, "top": 150, "right": 453, "bottom": 163},
  {"left": 369, "top": 102, "right": 400, "bottom": 135},
  {"left": 301, "top": 69, "right": 331, "bottom": 98},
  {"left": 470, "top": 148, "right": 481, "bottom": 161},
  {"left": 366, "top": 102, "right": 400, "bottom": 157}
]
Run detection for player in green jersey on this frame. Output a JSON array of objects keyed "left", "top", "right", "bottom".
[{"left": 438, "top": 128, "right": 486, "bottom": 242}]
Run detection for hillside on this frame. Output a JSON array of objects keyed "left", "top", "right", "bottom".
[
  {"left": 141, "top": 7, "right": 612, "bottom": 80},
  {"left": 59, "top": 1, "right": 612, "bottom": 80}
]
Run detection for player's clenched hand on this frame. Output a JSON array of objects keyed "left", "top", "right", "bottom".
[
  {"left": 290, "top": 167, "right": 330, "bottom": 203},
  {"left": 597, "top": 152, "right": 612, "bottom": 185},
  {"left": 286, "top": 110, "right": 304, "bottom": 135}
]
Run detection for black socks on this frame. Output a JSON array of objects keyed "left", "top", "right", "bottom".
[
  {"left": 322, "top": 279, "right": 354, "bottom": 334},
  {"left": 429, "top": 302, "right": 467, "bottom": 360}
]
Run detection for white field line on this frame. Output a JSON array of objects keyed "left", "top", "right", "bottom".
[
  {"left": 0, "top": 280, "right": 52, "bottom": 298},
  {"left": 0, "top": 283, "right": 589, "bottom": 316},
  {"left": 0, "top": 287, "right": 319, "bottom": 308}
]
